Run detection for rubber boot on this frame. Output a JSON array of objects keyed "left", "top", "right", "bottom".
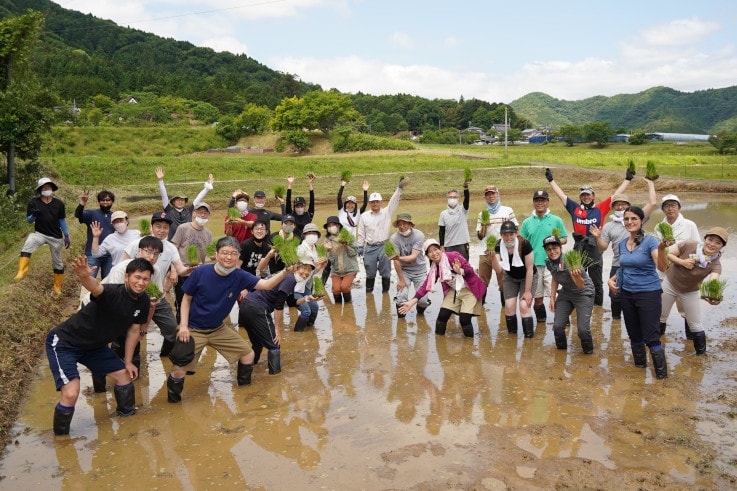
[
  {"left": 92, "top": 374, "right": 107, "bottom": 393},
  {"left": 650, "top": 348, "right": 668, "bottom": 379},
  {"left": 435, "top": 321, "right": 447, "bottom": 336},
  {"left": 53, "top": 273, "right": 64, "bottom": 295},
  {"left": 461, "top": 324, "right": 474, "bottom": 337},
  {"left": 114, "top": 383, "right": 136, "bottom": 416},
  {"left": 684, "top": 319, "right": 694, "bottom": 340},
  {"left": 505, "top": 315, "right": 518, "bottom": 334},
  {"left": 499, "top": 290, "right": 505, "bottom": 306},
  {"left": 521, "top": 317, "right": 535, "bottom": 338},
  {"left": 268, "top": 349, "right": 281, "bottom": 374},
  {"left": 554, "top": 334, "right": 567, "bottom": 350},
  {"left": 416, "top": 299, "right": 430, "bottom": 316},
  {"left": 53, "top": 405, "right": 74, "bottom": 436},
  {"left": 307, "top": 311, "right": 318, "bottom": 327},
  {"left": 594, "top": 287, "right": 603, "bottom": 307},
  {"left": 381, "top": 278, "right": 391, "bottom": 293},
  {"left": 365, "top": 278, "right": 375, "bottom": 293},
  {"left": 692, "top": 331, "right": 707, "bottom": 355},
  {"left": 342, "top": 291, "right": 352, "bottom": 303},
  {"left": 14, "top": 256, "right": 30, "bottom": 280},
  {"left": 659, "top": 322, "right": 667, "bottom": 336},
  {"left": 167, "top": 376, "right": 184, "bottom": 403},
  {"left": 294, "top": 316, "right": 309, "bottom": 332},
  {"left": 333, "top": 292, "right": 343, "bottom": 304},
  {"left": 581, "top": 338, "right": 594, "bottom": 354},
  {"left": 631, "top": 344, "right": 647, "bottom": 368},
  {"left": 611, "top": 299, "right": 622, "bottom": 320},
  {"left": 237, "top": 362, "right": 253, "bottom": 386},
  {"left": 160, "top": 339, "right": 175, "bottom": 357},
  {"left": 395, "top": 301, "right": 406, "bottom": 319},
  {"left": 533, "top": 304, "right": 547, "bottom": 323}
]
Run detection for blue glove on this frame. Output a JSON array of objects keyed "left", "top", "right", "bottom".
[
  {"left": 626, "top": 168, "right": 635, "bottom": 181},
  {"left": 545, "top": 168, "right": 554, "bottom": 182},
  {"left": 64, "top": 235, "right": 71, "bottom": 249},
  {"left": 358, "top": 246, "right": 364, "bottom": 256}
]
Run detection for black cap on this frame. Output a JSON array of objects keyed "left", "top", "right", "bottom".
[
  {"left": 543, "top": 235, "right": 562, "bottom": 248},
  {"left": 151, "top": 211, "right": 173, "bottom": 224},
  {"left": 282, "top": 214, "right": 296, "bottom": 223},
  {"left": 254, "top": 190, "right": 266, "bottom": 198},
  {"left": 533, "top": 190, "right": 549, "bottom": 200},
  {"left": 168, "top": 338, "right": 195, "bottom": 366},
  {"left": 294, "top": 196, "right": 306, "bottom": 206}
]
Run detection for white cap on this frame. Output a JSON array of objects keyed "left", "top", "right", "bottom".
[
  {"left": 369, "top": 192, "right": 382, "bottom": 201},
  {"left": 661, "top": 194, "right": 681, "bottom": 206}
]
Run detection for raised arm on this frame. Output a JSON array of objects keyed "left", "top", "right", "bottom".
[
  {"left": 156, "top": 167, "right": 169, "bottom": 209},
  {"left": 337, "top": 182, "right": 346, "bottom": 210},
  {"left": 545, "top": 168, "right": 568, "bottom": 206},
  {"left": 360, "top": 181, "right": 369, "bottom": 213},
  {"left": 613, "top": 167, "right": 636, "bottom": 196},
  {"left": 642, "top": 177, "right": 657, "bottom": 218},
  {"left": 192, "top": 174, "right": 214, "bottom": 208}
]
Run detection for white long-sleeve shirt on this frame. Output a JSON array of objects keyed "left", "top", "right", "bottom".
[
  {"left": 357, "top": 187, "right": 402, "bottom": 247},
  {"left": 92, "top": 229, "right": 141, "bottom": 266}
]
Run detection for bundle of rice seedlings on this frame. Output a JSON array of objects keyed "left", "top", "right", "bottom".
[
  {"left": 627, "top": 158, "right": 636, "bottom": 175},
  {"left": 312, "top": 276, "right": 326, "bottom": 297},
  {"left": 563, "top": 249, "right": 595, "bottom": 270},
  {"left": 384, "top": 241, "right": 398, "bottom": 259},
  {"left": 274, "top": 185, "right": 286, "bottom": 199},
  {"left": 464, "top": 167, "right": 473, "bottom": 182},
  {"left": 227, "top": 207, "right": 240, "bottom": 222},
  {"left": 485, "top": 235, "right": 498, "bottom": 251},
  {"left": 646, "top": 160, "right": 659, "bottom": 180},
  {"left": 139, "top": 218, "right": 151, "bottom": 236},
  {"left": 655, "top": 222, "right": 675, "bottom": 243},
  {"left": 338, "top": 228, "right": 354, "bottom": 244},
  {"left": 316, "top": 244, "right": 328, "bottom": 258},
  {"left": 551, "top": 227, "right": 562, "bottom": 238},
  {"left": 145, "top": 282, "right": 162, "bottom": 300},
  {"left": 480, "top": 209, "right": 490, "bottom": 226},
  {"left": 186, "top": 244, "right": 200, "bottom": 266},
  {"left": 206, "top": 241, "right": 217, "bottom": 259},
  {"left": 279, "top": 239, "right": 300, "bottom": 266},
  {"left": 341, "top": 169, "right": 352, "bottom": 182},
  {"left": 700, "top": 278, "right": 726, "bottom": 302}
]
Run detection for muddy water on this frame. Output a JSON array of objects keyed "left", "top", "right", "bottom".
[{"left": 1, "top": 194, "right": 736, "bottom": 489}]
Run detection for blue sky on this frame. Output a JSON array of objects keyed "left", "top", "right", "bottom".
[{"left": 54, "top": 0, "right": 737, "bottom": 103}]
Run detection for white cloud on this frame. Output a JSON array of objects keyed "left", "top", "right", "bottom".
[
  {"left": 639, "top": 17, "right": 720, "bottom": 47},
  {"left": 389, "top": 32, "right": 416, "bottom": 49}
]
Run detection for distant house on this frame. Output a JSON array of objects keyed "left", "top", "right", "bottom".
[
  {"left": 610, "top": 134, "right": 630, "bottom": 143},
  {"left": 492, "top": 123, "right": 510, "bottom": 133},
  {"left": 120, "top": 96, "right": 138, "bottom": 104},
  {"left": 645, "top": 132, "right": 710, "bottom": 142}
]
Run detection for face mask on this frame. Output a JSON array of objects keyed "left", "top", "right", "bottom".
[
  {"left": 254, "top": 202, "right": 265, "bottom": 209},
  {"left": 100, "top": 205, "right": 112, "bottom": 213},
  {"left": 447, "top": 198, "right": 459, "bottom": 208},
  {"left": 236, "top": 202, "right": 248, "bottom": 212},
  {"left": 399, "top": 228, "right": 412, "bottom": 237},
  {"left": 295, "top": 206, "right": 305, "bottom": 216},
  {"left": 41, "top": 190, "right": 53, "bottom": 197},
  {"left": 295, "top": 273, "right": 309, "bottom": 282},
  {"left": 216, "top": 263, "right": 238, "bottom": 276},
  {"left": 282, "top": 224, "right": 295, "bottom": 234},
  {"left": 327, "top": 225, "right": 339, "bottom": 235},
  {"left": 304, "top": 234, "right": 318, "bottom": 245},
  {"left": 114, "top": 222, "right": 128, "bottom": 233},
  {"left": 195, "top": 217, "right": 209, "bottom": 226},
  {"left": 613, "top": 210, "right": 624, "bottom": 218}
]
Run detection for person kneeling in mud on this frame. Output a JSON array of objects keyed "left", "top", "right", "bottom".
[{"left": 543, "top": 235, "right": 595, "bottom": 354}]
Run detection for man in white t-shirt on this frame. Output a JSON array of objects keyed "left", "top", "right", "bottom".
[
  {"left": 438, "top": 181, "right": 471, "bottom": 260},
  {"left": 476, "top": 185, "right": 517, "bottom": 305}
]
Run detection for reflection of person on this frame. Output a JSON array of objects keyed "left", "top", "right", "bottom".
[
  {"left": 46, "top": 256, "right": 152, "bottom": 435},
  {"left": 167, "top": 237, "right": 293, "bottom": 403},
  {"left": 476, "top": 185, "right": 517, "bottom": 305},
  {"left": 546, "top": 167, "right": 633, "bottom": 306},
  {"left": 15, "top": 177, "right": 70, "bottom": 295},
  {"left": 438, "top": 181, "right": 471, "bottom": 260},
  {"left": 156, "top": 167, "right": 213, "bottom": 239},
  {"left": 337, "top": 179, "right": 369, "bottom": 237},
  {"left": 489, "top": 221, "right": 536, "bottom": 338},
  {"left": 323, "top": 216, "right": 359, "bottom": 304},
  {"left": 75, "top": 189, "right": 116, "bottom": 279},
  {"left": 544, "top": 235, "right": 595, "bottom": 353},
  {"left": 399, "top": 239, "right": 485, "bottom": 337},
  {"left": 390, "top": 213, "right": 430, "bottom": 318},
  {"left": 658, "top": 228, "right": 727, "bottom": 355},
  {"left": 608, "top": 206, "right": 668, "bottom": 379}
]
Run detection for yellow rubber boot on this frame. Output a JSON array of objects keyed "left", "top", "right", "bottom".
[
  {"left": 53, "top": 273, "right": 64, "bottom": 295},
  {"left": 14, "top": 257, "right": 30, "bottom": 280}
]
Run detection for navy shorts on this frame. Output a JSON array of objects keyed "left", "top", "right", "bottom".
[{"left": 46, "top": 330, "right": 126, "bottom": 390}]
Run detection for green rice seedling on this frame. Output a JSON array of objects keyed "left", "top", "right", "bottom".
[
  {"left": 384, "top": 241, "right": 398, "bottom": 259},
  {"left": 278, "top": 238, "right": 300, "bottom": 267},
  {"left": 464, "top": 167, "right": 473, "bottom": 182},
  {"left": 480, "top": 209, "right": 490, "bottom": 226},
  {"left": 273, "top": 185, "right": 286, "bottom": 199},
  {"left": 206, "top": 240, "right": 217, "bottom": 258},
  {"left": 700, "top": 278, "right": 726, "bottom": 302},
  {"left": 316, "top": 244, "right": 328, "bottom": 258},
  {"left": 341, "top": 169, "right": 352, "bottom": 182},
  {"left": 485, "top": 235, "right": 498, "bottom": 251},
  {"left": 338, "top": 228, "right": 354, "bottom": 244},
  {"left": 646, "top": 160, "right": 659, "bottom": 180},
  {"left": 627, "top": 158, "right": 636, "bottom": 175},
  {"left": 227, "top": 207, "right": 240, "bottom": 221},
  {"left": 186, "top": 244, "right": 200, "bottom": 266},
  {"left": 145, "top": 282, "right": 162, "bottom": 300},
  {"left": 551, "top": 227, "right": 562, "bottom": 238},
  {"left": 312, "top": 276, "right": 326, "bottom": 297},
  {"left": 655, "top": 222, "right": 675, "bottom": 243},
  {"left": 139, "top": 218, "right": 151, "bottom": 236},
  {"left": 563, "top": 249, "right": 596, "bottom": 270}
]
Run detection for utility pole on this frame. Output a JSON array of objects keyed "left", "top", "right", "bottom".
[{"left": 504, "top": 107, "right": 508, "bottom": 159}]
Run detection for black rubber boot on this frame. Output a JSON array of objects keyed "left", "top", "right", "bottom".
[
  {"left": 237, "top": 362, "right": 253, "bottom": 386},
  {"left": 659, "top": 322, "right": 667, "bottom": 336},
  {"left": 435, "top": 321, "right": 447, "bottom": 336},
  {"left": 307, "top": 312, "right": 318, "bottom": 327},
  {"left": 521, "top": 317, "right": 534, "bottom": 338},
  {"left": 160, "top": 338, "right": 175, "bottom": 357},
  {"left": 533, "top": 304, "right": 547, "bottom": 323},
  {"left": 268, "top": 349, "right": 281, "bottom": 374},
  {"left": 554, "top": 334, "right": 567, "bottom": 350},
  {"left": 381, "top": 278, "right": 391, "bottom": 293},
  {"left": 167, "top": 376, "right": 184, "bottom": 403},
  {"left": 631, "top": 344, "right": 647, "bottom": 368},
  {"left": 594, "top": 288, "right": 603, "bottom": 307},
  {"left": 581, "top": 338, "right": 594, "bottom": 354},
  {"left": 416, "top": 299, "right": 431, "bottom": 316},
  {"left": 611, "top": 299, "right": 622, "bottom": 320},
  {"left": 294, "top": 316, "right": 310, "bottom": 332},
  {"left": 505, "top": 315, "right": 518, "bottom": 334},
  {"left": 395, "top": 302, "right": 406, "bottom": 319},
  {"left": 333, "top": 292, "right": 343, "bottom": 304},
  {"left": 365, "top": 278, "right": 375, "bottom": 293},
  {"left": 114, "top": 383, "right": 136, "bottom": 416},
  {"left": 692, "top": 332, "right": 707, "bottom": 355},
  {"left": 684, "top": 319, "right": 694, "bottom": 340},
  {"left": 499, "top": 290, "right": 505, "bottom": 306},
  {"left": 461, "top": 324, "right": 474, "bottom": 337},
  {"left": 92, "top": 375, "right": 107, "bottom": 393},
  {"left": 650, "top": 348, "right": 668, "bottom": 379},
  {"left": 53, "top": 406, "right": 74, "bottom": 436},
  {"left": 342, "top": 292, "right": 352, "bottom": 303}
]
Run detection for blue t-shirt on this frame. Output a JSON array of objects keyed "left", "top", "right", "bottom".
[
  {"left": 617, "top": 234, "right": 661, "bottom": 292},
  {"left": 182, "top": 265, "right": 259, "bottom": 329},
  {"left": 75, "top": 206, "right": 114, "bottom": 255}
]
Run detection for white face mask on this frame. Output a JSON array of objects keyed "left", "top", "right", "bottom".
[
  {"left": 295, "top": 206, "right": 305, "bottom": 216},
  {"left": 113, "top": 222, "right": 128, "bottom": 233},
  {"left": 447, "top": 198, "right": 459, "bottom": 208},
  {"left": 41, "top": 190, "right": 53, "bottom": 197},
  {"left": 399, "top": 228, "right": 412, "bottom": 237},
  {"left": 236, "top": 201, "right": 248, "bottom": 212},
  {"left": 304, "top": 234, "right": 318, "bottom": 245},
  {"left": 613, "top": 210, "right": 624, "bottom": 218},
  {"left": 195, "top": 217, "right": 209, "bottom": 226},
  {"left": 254, "top": 202, "right": 265, "bottom": 209},
  {"left": 295, "top": 273, "right": 309, "bottom": 282},
  {"left": 216, "top": 263, "right": 238, "bottom": 275},
  {"left": 282, "top": 224, "right": 295, "bottom": 234},
  {"left": 327, "top": 225, "right": 339, "bottom": 235}
]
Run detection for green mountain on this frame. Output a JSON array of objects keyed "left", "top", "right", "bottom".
[{"left": 510, "top": 86, "right": 737, "bottom": 134}]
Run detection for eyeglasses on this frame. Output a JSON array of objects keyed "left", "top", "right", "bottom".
[
  {"left": 623, "top": 217, "right": 641, "bottom": 222},
  {"left": 218, "top": 250, "right": 239, "bottom": 257},
  {"left": 140, "top": 249, "right": 161, "bottom": 257}
]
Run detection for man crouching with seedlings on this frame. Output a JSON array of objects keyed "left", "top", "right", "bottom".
[
  {"left": 46, "top": 256, "right": 153, "bottom": 436},
  {"left": 543, "top": 235, "right": 595, "bottom": 354}
]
